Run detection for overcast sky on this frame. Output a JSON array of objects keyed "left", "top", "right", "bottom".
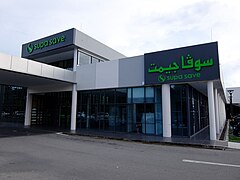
[{"left": 0, "top": 0, "right": 239, "bottom": 88}]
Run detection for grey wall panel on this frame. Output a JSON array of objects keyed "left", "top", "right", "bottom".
[
  {"left": 119, "top": 55, "right": 144, "bottom": 87},
  {"left": 96, "top": 60, "right": 119, "bottom": 89},
  {"left": 74, "top": 29, "right": 125, "bottom": 60},
  {"left": 76, "top": 64, "right": 96, "bottom": 90}
]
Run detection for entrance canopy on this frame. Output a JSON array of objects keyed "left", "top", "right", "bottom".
[{"left": 0, "top": 52, "right": 75, "bottom": 91}]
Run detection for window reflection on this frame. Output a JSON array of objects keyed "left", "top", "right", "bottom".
[
  {"left": 77, "top": 51, "right": 103, "bottom": 66},
  {"left": 170, "top": 84, "right": 208, "bottom": 137},
  {"left": 79, "top": 52, "right": 91, "bottom": 65},
  {"left": 77, "top": 86, "right": 163, "bottom": 136},
  {"left": 133, "top": 88, "right": 144, "bottom": 103}
]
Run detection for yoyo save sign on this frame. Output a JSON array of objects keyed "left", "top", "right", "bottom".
[{"left": 144, "top": 42, "right": 220, "bottom": 85}]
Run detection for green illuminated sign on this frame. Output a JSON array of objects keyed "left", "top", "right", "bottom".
[
  {"left": 26, "top": 35, "right": 65, "bottom": 54},
  {"left": 144, "top": 42, "right": 219, "bottom": 85},
  {"left": 147, "top": 54, "right": 214, "bottom": 83}
]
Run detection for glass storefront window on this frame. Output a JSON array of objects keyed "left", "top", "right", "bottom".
[
  {"left": 171, "top": 84, "right": 188, "bottom": 137},
  {"left": 155, "top": 103, "right": 162, "bottom": 135},
  {"left": 79, "top": 52, "right": 91, "bottom": 65},
  {"left": 170, "top": 84, "right": 209, "bottom": 137},
  {"left": 144, "top": 104, "right": 155, "bottom": 134},
  {"left": 155, "top": 87, "right": 161, "bottom": 103},
  {"left": 116, "top": 88, "right": 127, "bottom": 104},
  {"left": 92, "top": 57, "right": 99, "bottom": 64},
  {"left": 145, "top": 87, "right": 154, "bottom": 103},
  {"left": 77, "top": 50, "right": 104, "bottom": 66},
  {"left": 77, "top": 86, "right": 163, "bottom": 136},
  {"left": 0, "top": 85, "right": 27, "bottom": 125},
  {"left": 133, "top": 88, "right": 144, "bottom": 103},
  {"left": 50, "top": 59, "right": 73, "bottom": 70},
  {"left": 127, "top": 88, "right": 132, "bottom": 103},
  {"left": 104, "top": 89, "right": 115, "bottom": 104}
]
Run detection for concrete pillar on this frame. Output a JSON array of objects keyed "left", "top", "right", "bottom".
[
  {"left": 70, "top": 47, "right": 78, "bottom": 131},
  {"left": 214, "top": 89, "right": 220, "bottom": 135},
  {"left": 162, "top": 84, "right": 171, "bottom": 137},
  {"left": 70, "top": 84, "right": 77, "bottom": 131},
  {"left": 24, "top": 89, "right": 32, "bottom": 126},
  {"left": 221, "top": 96, "right": 226, "bottom": 129},
  {"left": 73, "top": 47, "right": 78, "bottom": 71},
  {"left": 218, "top": 95, "right": 222, "bottom": 130},
  {"left": 207, "top": 81, "right": 216, "bottom": 140}
]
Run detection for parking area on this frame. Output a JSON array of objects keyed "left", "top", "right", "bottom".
[{"left": 0, "top": 126, "right": 239, "bottom": 180}]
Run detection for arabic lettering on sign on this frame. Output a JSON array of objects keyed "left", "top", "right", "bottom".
[{"left": 148, "top": 54, "right": 214, "bottom": 74}]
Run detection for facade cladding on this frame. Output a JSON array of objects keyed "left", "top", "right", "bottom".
[{"left": 0, "top": 28, "right": 226, "bottom": 140}]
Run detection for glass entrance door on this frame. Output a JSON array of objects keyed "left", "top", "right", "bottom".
[
  {"left": 134, "top": 104, "right": 144, "bottom": 133},
  {"left": 132, "top": 103, "right": 156, "bottom": 135}
]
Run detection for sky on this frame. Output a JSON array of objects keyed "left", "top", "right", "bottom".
[{"left": 0, "top": 0, "right": 239, "bottom": 88}]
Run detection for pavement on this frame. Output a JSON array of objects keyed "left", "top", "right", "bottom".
[
  {"left": 1, "top": 123, "right": 239, "bottom": 150},
  {"left": 1, "top": 129, "right": 239, "bottom": 180},
  {"left": 64, "top": 128, "right": 230, "bottom": 150},
  {"left": 228, "top": 142, "right": 240, "bottom": 149}
]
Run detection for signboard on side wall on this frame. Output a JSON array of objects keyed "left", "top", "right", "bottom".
[
  {"left": 144, "top": 42, "right": 220, "bottom": 85},
  {"left": 21, "top": 28, "right": 74, "bottom": 58}
]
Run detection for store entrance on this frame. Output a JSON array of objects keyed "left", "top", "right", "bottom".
[
  {"left": 134, "top": 104, "right": 144, "bottom": 134},
  {"left": 133, "top": 103, "right": 156, "bottom": 134},
  {"left": 31, "top": 92, "right": 71, "bottom": 129}
]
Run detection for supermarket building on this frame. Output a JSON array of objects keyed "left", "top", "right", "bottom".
[{"left": 0, "top": 28, "right": 227, "bottom": 140}]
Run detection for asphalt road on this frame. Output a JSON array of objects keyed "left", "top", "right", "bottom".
[{"left": 0, "top": 129, "right": 239, "bottom": 180}]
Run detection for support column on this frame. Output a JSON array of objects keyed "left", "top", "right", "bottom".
[
  {"left": 214, "top": 89, "right": 220, "bottom": 135},
  {"left": 162, "top": 84, "right": 171, "bottom": 137},
  {"left": 207, "top": 81, "right": 216, "bottom": 140},
  {"left": 220, "top": 96, "right": 226, "bottom": 129},
  {"left": 70, "top": 47, "right": 78, "bottom": 131},
  {"left": 73, "top": 47, "right": 78, "bottom": 71},
  {"left": 70, "top": 84, "right": 77, "bottom": 131},
  {"left": 218, "top": 93, "right": 223, "bottom": 130},
  {"left": 24, "top": 89, "right": 32, "bottom": 127}
]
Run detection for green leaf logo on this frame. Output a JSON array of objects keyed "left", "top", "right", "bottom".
[
  {"left": 158, "top": 75, "right": 166, "bottom": 82},
  {"left": 27, "top": 43, "right": 33, "bottom": 54}
]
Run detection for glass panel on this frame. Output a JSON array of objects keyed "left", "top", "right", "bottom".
[
  {"left": 171, "top": 84, "right": 188, "bottom": 137},
  {"left": 127, "top": 104, "right": 133, "bottom": 132},
  {"left": 155, "top": 86, "right": 162, "bottom": 103},
  {"left": 127, "top": 88, "right": 132, "bottom": 103},
  {"left": 132, "top": 88, "right": 144, "bottom": 103},
  {"left": 31, "top": 92, "right": 71, "bottom": 129},
  {"left": 135, "top": 104, "right": 145, "bottom": 133},
  {"left": 116, "top": 88, "right": 127, "bottom": 104},
  {"left": 92, "top": 57, "right": 99, "bottom": 64},
  {"left": 79, "top": 52, "right": 91, "bottom": 65},
  {"left": 104, "top": 89, "right": 115, "bottom": 104},
  {"left": 145, "top": 87, "right": 154, "bottom": 103},
  {"left": 76, "top": 87, "right": 165, "bottom": 136},
  {"left": 0, "top": 85, "right": 26, "bottom": 125},
  {"left": 77, "top": 105, "right": 87, "bottom": 129},
  {"left": 143, "top": 104, "right": 155, "bottom": 134},
  {"left": 115, "top": 104, "right": 127, "bottom": 132},
  {"left": 155, "top": 103, "right": 162, "bottom": 135},
  {"left": 50, "top": 59, "right": 73, "bottom": 70}
]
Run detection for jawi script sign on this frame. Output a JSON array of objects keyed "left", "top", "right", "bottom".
[{"left": 144, "top": 42, "right": 220, "bottom": 85}]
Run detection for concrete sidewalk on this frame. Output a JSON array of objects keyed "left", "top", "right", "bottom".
[
  {"left": 228, "top": 142, "right": 240, "bottom": 149},
  {"left": 0, "top": 125, "right": 232, "bottom": 150},
  {"left": 66, "top": 129, "right": 229, "bottom": 150}
]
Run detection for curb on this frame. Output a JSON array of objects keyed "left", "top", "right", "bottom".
[
  {"left": 228, "top": 142, "right": 240, "bottom": 150},
  {"left": 63, "top": 132, "right": 228, "bottom": 151}
]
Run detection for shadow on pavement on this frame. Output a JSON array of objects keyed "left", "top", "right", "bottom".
[{"left": 0, "top": 123, "right": 57, "bottom": 138}]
